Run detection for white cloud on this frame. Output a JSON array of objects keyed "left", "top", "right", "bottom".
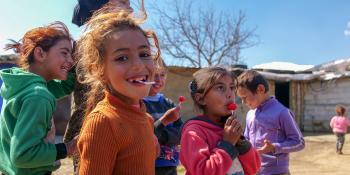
[
  {"left": 345, "top": 22, "right": 350, "bottom": 36},
  {"left": 345, "top": 30, "right": 350, "bottom": 36}
]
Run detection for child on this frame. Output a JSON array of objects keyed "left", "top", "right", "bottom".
[
  {"left": 75, "top": 10, "right": 160, "bottom": 174},
  {"left": 64, "top": 1, "right": 139, "bottom": 173},
  {"left": 0, "top": 22, "right": 77, "bottom": 175},
  {"left": 330, "top": 105, "right": 350, "bottom": 154},
  {"left": 180, "top": 67, "right": 260, "bottom": 175},
  {"left": 236, "top": 70, "right": 305, "bottom": 175},
  {"left": 143, "top": 58, "right": 182, "bottom": 175}
]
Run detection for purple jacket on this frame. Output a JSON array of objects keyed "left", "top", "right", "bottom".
[{"left": 244, "top": 97, "right": 305, "bottom": 175}]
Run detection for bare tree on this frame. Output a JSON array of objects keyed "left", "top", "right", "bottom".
[{"left": 152, "top": 0, "right": 257, "bottom": 67}]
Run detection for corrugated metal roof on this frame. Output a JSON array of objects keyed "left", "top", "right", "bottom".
[{"left": 253, "top": 62, "right": 314, "bottom": 72}]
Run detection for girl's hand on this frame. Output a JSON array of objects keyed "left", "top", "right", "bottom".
[
  {"left": 44, "top": 118, "right": 56, "bottom": 144},
  {"left": 223, "top": 116, "right": 243, "bottom": 145},
  {"left": 159, "top": 106, "right": 181, "bottom": 126}
]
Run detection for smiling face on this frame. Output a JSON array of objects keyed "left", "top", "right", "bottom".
[
  {"left": 103, "top": 29, "right": 155, "bottom": 105},
  {"left": 149, "top": 68, "right": 166, "bottom": 96},
  {"left": 200, "top": 75, "right": 236, "bottom": 118},
  {"left": 42, "top": 39, "right": 73, "bottom": 80}
]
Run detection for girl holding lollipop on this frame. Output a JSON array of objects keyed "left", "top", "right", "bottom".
[{"left": 180, "top": 67, "right": 260, "bottom": 175}]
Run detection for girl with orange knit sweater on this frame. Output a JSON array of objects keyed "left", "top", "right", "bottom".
[{"left": 75, "top": 9, "right": 161, "bottom": 175}]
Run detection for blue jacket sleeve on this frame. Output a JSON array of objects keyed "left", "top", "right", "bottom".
[
  {"left": 154, "top": 98, "right": 183, "bottom": 146},
  {"left": 154, "top": 118, "right": 183, "bottom": 146}
]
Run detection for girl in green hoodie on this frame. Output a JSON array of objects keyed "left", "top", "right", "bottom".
[{"left": 0, "top": 21, "right": 77, "bottom": 175}]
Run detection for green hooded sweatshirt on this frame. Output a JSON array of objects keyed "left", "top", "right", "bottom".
[{"left": 0, "top": 67, "right": 75, "bottom": 175}]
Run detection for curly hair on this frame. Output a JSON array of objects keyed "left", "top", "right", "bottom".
[{"left": 75, "top": 9, "right": 160, "bottom": 114}]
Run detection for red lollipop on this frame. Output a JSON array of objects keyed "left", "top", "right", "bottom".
[
  {"left": 227, "top": 103, "right": 237, "bottom": 111},
  {"left": 178, "top": 96, "right": 186, "bottom": 107},
  {"left": 227, "top": 103, "right": 237, "bottom": 116},
  {"left": 178, "top": 96, "right": 186, "bottom": 103}
]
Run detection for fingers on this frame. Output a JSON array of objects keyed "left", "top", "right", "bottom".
[
  {"left": 170, "top": 107, "right": 181, "bottom": 120},
  {"left": 256, "top": 148, "right": 264, "bottom": 154},
  {"left": 225, "top": 116, "right": 234, "bottom": 126},
  {"left": 257, "top": 144, "right": 269, "bottom": 154},
  {"left": 237, "top": 125, "right": 244, "bottom": 135},
  {"left": 167, "top": 107, "right": 180, "bottom": 116},
  {"left": 230, "top": 119, "right": 242, "bottom": 131},
  {"left": 225, "top": 118, "right": 243, "bottom": 134},
  {"left": 174, "top": 106, "right": 181, "bottom": 112}
]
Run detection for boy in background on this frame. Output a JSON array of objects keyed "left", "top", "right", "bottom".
[
  {"left": 237, "top": 70, "right": 305, "bottom": 175},
  {"left": 143, "top": 58, "right": 182, "bottom": 175}
]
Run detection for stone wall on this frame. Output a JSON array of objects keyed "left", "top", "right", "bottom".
[
  {"left": 162, "top": 67, "right": 278, "bottom": 124},
  {"left": 303, "top": 77, "right": 350, "bottom": 132},
  {"left": 162, "top": 67, "right": 198, "bottom": 120}
]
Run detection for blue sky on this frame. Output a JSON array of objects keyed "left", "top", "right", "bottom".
[{"left": 1, "top": 0, "right": 350, "bottom": 68}]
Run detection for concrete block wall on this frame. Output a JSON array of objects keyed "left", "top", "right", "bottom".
[{"left": 303, "top": 78, "right": 350, "bottom": 131}]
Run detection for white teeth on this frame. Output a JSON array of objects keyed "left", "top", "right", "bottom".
[
  {"left": 127, "top": 76, "right": 147, "bottom": 83},
  {"left": 126, "top": 75, "right": 155, "bottom": 85}
]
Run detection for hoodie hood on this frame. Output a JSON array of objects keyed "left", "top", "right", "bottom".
[
  {"left": 182, "top": 116, "right": 224, "bottom": 134},
  {"left": 0, "top": 67, "right": 47, "bottom": 99}
]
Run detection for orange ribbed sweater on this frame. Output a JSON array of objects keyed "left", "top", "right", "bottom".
[{"left": 78, "top": 92, "right": 156, "bottom": 175}]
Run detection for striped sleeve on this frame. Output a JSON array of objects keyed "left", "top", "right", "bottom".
[{"left": 273, "top": 110, "right": 305, "bottom": 154}]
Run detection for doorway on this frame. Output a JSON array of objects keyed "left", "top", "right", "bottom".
[{"left": 275, "top": 82, "right": 290, "bottom": 108}]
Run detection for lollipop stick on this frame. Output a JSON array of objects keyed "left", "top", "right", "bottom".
[{"left": 134, "top": 80, "right": 155, "bottom": 85}]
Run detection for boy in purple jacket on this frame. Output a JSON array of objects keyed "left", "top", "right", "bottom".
[{"left": 236, "top": 70, "right": 305, "bottom": 175}]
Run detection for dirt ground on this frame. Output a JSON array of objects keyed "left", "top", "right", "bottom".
[
  {"left": 52, "top": 133, "right": 350, "bottom": 175},
  {"left": 288, "top": 133, "right": 350, "bottom": 175}
]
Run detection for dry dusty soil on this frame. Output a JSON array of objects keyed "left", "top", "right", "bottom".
[{"left": 49, "top": 133, "right": 350, "bottom": 175}]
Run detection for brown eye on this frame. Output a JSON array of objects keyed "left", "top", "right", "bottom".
[
  {"left": 216, "top": 85, "right": 225, "bottom": 92},
  {"left": 61, "top": 51, "right": 69, "bottom": 58},
  {"left": 115, "top": 56, "right": 128, "bottom": 62},
  {"left": 140, "top": 52, "right": 152, "bottom": 60}
]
